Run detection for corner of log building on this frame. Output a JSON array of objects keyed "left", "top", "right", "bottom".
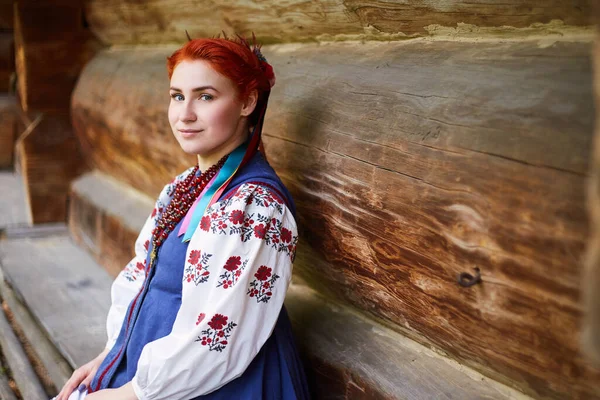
[{"left": 0, "top": 0, "right": 599, "bottom": 399}]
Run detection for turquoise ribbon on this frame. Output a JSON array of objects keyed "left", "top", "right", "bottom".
[{"left": 181, "top": 142, "right": 248, "bottom": 243}]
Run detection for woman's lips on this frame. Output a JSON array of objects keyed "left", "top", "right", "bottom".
[{"left": 179, "top": 129, "right": 203, "bottom": 138}]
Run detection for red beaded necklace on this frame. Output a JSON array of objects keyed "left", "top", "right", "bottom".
[{"left": 150, "top": 155, "right": 228, "bottom": 258}]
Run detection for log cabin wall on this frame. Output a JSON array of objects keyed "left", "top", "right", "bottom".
[
  {"left": 0, "top": 1, "right": 15, "bottom": 169},
  {"left": 68, "top": 1, "right": 600, "bottom": 399},
  {"left": 12, "top": 1, "right": 102, "bottom": 223},
  {"left": 583, "top": 1, "right": 600, "bottom": 368}
]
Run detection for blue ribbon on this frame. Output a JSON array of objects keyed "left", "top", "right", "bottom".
[{"left": 181, "top": 142, "right": 248, "bottom": 243}]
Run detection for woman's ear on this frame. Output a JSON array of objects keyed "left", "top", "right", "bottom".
[{"left": 241, "top": 90, "right": 258, "bottom": 117}]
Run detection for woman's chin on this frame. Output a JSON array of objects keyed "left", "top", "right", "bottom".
[{"left": 177, "top": 141, "right": 207, "bottom": 156}]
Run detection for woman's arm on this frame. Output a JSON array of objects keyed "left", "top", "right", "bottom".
[
  {"left": 85, "top": 382, "right": 137, "bottom": 400},
  {"left": 131, "top": 183, "right": 298, "bottom": 400}
]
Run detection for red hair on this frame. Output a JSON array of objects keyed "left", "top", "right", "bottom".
[{"left": 167, "top": 37, "right": 273, "bottom": 126}]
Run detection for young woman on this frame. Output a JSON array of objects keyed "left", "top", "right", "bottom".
[{"left": 56, "top": 36, "right": 309, "bottom": 400}]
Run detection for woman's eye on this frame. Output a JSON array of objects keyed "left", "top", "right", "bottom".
[
  {"left": 171, "top": 93, "right": 184, "bottom": 101},
  {"left": 199, "top": 94, "right": 213, "bottom": 101}
]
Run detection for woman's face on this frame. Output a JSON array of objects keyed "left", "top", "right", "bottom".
[{"left": 168, "top": 60, "right": 255, "bottom": 163}]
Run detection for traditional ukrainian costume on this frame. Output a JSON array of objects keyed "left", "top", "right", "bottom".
[{"left": 87, "top": 47, "right": 310, "bottom": 400}]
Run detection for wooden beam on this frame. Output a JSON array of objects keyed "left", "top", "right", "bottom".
[
  {"left": 70, "top": 40, "right": 598, "bottom": 399},
  {"left": 14, "top": 1, "right": 101, "bottom": 112},
  {"left": 0, "top": 32, "right": 13, "bottom": 93},
  {"left": 0, "top": 268, "right": 72, "bottom": 391},
  {"left": 583, "top": 22, "right": 600, "bottom": 366},
  {"left": 0, "top": 0, "right": 12, "bottom": 32},
  {"left": 15, "top": 113, "right": 88, "bottom": 224},
  {"left": 0, "top": 95, "right": 16, "bottom": 169},
  {"left": 0, "top": 363, "right": 17, "bottom": 400},
  {"left": 69, "top": 171, "right": 154, "bottom": 277},
  {"left": 0, "top": 235, "right": 112, "bottom": 368},
  {"left": 83, "top": 0, "right": 592, "bottom": 45},
  {"left": 0, "top": 293, "right": 47, "bottom": 399}
]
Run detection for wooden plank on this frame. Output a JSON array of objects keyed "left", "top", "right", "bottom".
[
  {"left": 83, "top": 0, "right": 592, "bottom": 45},
  {"left": 14, "top": 2, "right": 101, "bottom": 112},
  {"left": 583, "top": 30, "right": 600, "bottom": 366},
  {"left": 0, "top": 223, "right": 69, "bottom": 240},
  {"left": 15, "top": 112, "right": 88, "bottom": 224},
  {"left": 0, "top": 95, "right": 16, "bottom": 169},
  {"left": 0, "top": 33, "right": 13, "bottom": 93},
  {"left": 69, "top": 171, "right": 154, "bottom": 277},
  {"left": 285, "top": 283, "right": 531, "bottom": 400},
  {"left": 0, "top": 0, "right": 12, "bottom": 31},
  {"left": 0, "top": 172, "right": 29, "bottom": 228},
  {"left": 0, "top": 236, "right": 112, "bottom": 368},
  {"left": 0, "top": 269, "right": 72, "bottom": 390},
  {"left": 0, "top": 293, "right": 47, "bottom": 399},
  {"left": 0, "top": 364, "right": 17, "bottom": 400},
  {"left": 70, "top": 40, "right": 598, "bottom": 399}
]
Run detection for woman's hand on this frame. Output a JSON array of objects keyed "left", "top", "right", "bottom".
[
  {"left": 85, "top": 382, "right": 137, "bottom": 400},
  {"left": 56, "top": 348, "right": 110, "bottom": 400}
]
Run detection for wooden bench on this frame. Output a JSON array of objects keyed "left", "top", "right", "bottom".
[{"left": 0, "top": 169, "right": 531, "bottom": 399}]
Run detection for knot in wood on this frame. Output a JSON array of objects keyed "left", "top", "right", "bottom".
[{"left": 457, "top": 267, "right": 481, "bottom": 288}]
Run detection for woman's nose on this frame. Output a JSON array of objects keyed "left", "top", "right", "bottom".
[{"left": 180, "top": 102, "right": 197, "bottom": 122}]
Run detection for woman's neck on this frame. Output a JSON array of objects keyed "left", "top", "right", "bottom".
[{"left": 196, "top": 126, "right": 249, "bottom": 171}]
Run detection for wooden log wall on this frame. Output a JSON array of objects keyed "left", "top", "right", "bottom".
[
  {"left": 71, "top": 38, "right": 599, "bottom": 399},
  {"left": 583, "top": 6, "right": 600, "bottom": 367},
  {"left": 0, "top": 2, "right": 15, "bottom": 169},
  {"left": 82, "top": 0, "right": 592, "bottom": 45},
  {"left": 13, "top": 1, "right": 102, "bottom": 222}
]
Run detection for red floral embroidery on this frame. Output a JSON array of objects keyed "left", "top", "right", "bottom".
[
  {"left": 248, "top": 266, "right": 279, "bottom": 303},
  {"left": 254, "top": 265, "right": 272, "bottom": 281},
  {"left": 201, "top": 184, "right": 298, "bottom": 261},
  {"left": 218, "top": 258, "right": 248, "bottom": 289},
  {"left": 200, "top": 216, "right": 211, "bottom": 231},
  {"left": 122, "top": 259, "right": 147, "bottom": 282},
  {"left": 196, "top": 313, "right": 205, "bottom": 325},
  {"left": 183, "top": 250, "right": 213, "bottom": 286},
  {"left": 242, "top": 185, "right": 284, "bottom": 213},
  {"left": 195, "top": 314, "right": 237, "bottom": 352},
  {"left": 229, "top": 210, "right": 245, "bottom": 224},
  {"left": 280, "top": 227, "right": 292, "bottom": 243},
  {"left": 208, "top": 314, "right": 228, "bottom": 330},
  {"left": 224, "top": 256, "right": 241, "bottom": 271},
  {"left": 151, "top": 199, "right": 166, "bottom": 220},
  {"left": 143, "top": 240, "right": 150, "bottom": 251},
  {"left": 253, "top": 223, "right": 267, "bottom": 239},
  {"left": 188, "top": 250, "right": 201, "bottom": 265}
]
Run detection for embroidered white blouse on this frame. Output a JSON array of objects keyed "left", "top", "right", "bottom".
[{"left": 104, "top": 169, "right": 298, "bottom": 400}]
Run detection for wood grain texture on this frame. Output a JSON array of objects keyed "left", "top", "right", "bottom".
[
  {"left": 0, "top": 269, "right": 72, "bottom": 390},
  {"left": 0, "top": 32, "right": 13, "bottom": 93},
  {"left": 0, "top": 363, "right": 17, "bottom": 400},
  {"left": 583, "top": 32, "right": 600, "bottom": 366},
  {"left": 0, "top": 172, "right": 29, "bottom": 228},
  {"left": 285, "top": 283, "right": 530, "bottom": 400},
  {"left": 0, "top": 294, "right": 47, "bottom": 400},
  {"left": 0, "top": 235, "right": 112, "bottom": 368},
  {"left": 0, "top": 95, "right": 16, "bottom": 169},
  {"left": 83, "top": 0, "right": 592, "bottom": 45},
  {"left": 69, "top": 171, "right": 154, "bottom": 277},
  {"left": 0, "top": 0, "right": 13, "bottom": 31},
  {"left": 14, "top": 2, "right": 101, "bottom": 112},
  {"left": 16, "top": 113, "right": 88, "bottom": 224},
  {"left": 70, "top": 40, "right": 598, "bottom": 399}
]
